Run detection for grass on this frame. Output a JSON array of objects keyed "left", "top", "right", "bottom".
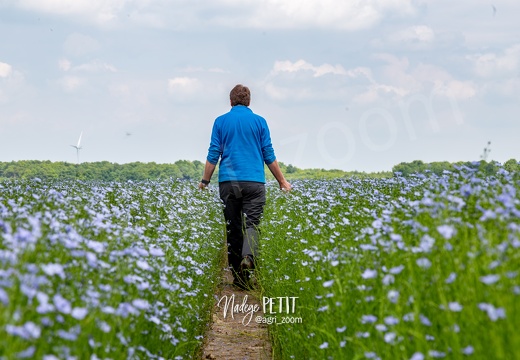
[
  {"left": 258, "top": 168, "right": 520, "bottom": 359},
  {"left": 0, "top": 179, "right": 224, "bottom": 359},
  {"left": 1, "top": 166, "right": 519, "bottom": 359}
]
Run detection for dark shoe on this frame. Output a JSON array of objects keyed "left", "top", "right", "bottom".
[
  {"left": 240, "top": 255, "right": 254, "bottom": 273},
  {"left": 240, "top": 255, "right": 256, "bottom": 289}
]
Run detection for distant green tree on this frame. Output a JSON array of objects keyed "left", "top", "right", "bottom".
[
  {"left": 163, "top": 164, "right": 182, "bottom": 179},
  {"left": 410, "top": 160, "right": 425, "bottom": 173},
  {"left": 504, "top": 159, "right": 519, "bottom": 172},
  {"left": 192, "top": 160, "right": 205, "bottom": 180},
  {"left": 5, "top": 158, "right": 511, "bottom": 182},
  {"left": 175, "top": 160, "right": 196, "bottom": 180},
  {"left": 428, "top": 161, "right": 452, "bottom": 175},
  {"left": 286, "top": 164, "right": 298, "bottom": 173},
  {"left": 392, "top": 162, "right": 413, "bottom": 176},
  {"left": 478, "top": 160, "right": 500, "bottom": 176}
]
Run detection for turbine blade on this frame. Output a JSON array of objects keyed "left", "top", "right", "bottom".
[{"left": 77, "top": 131, "right": 83, "bottom": 147}]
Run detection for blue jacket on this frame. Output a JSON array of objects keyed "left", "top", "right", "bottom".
[{"left": 207, "top": 105, "right": 276, "bottom": 183}]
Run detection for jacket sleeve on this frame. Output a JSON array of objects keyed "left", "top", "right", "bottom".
[
  {"left": 207, "top": 120, "right": 222, "bottom": 165},
  {"left": 261, "top": 120, "right": 276, "bottom": 165}
]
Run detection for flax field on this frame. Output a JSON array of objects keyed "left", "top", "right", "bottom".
[{"left": 1, "top": 163, "right": 519, "bottom": 359}]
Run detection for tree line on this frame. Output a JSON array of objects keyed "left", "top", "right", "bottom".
[
  {"left": 392, "top": 159, "right": 519, "bottom": 177},
  {"left": 0, "top": 160, "right": 389, "bottom": 182},
  {"left": 1, "top": 159, "right": 516, "bottom": 182},
  {"left": 0, "top": 160, "right": 205, "bottom": 182}
]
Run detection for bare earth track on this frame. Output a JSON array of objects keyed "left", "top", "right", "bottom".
[{"left": 202, "top": 270, "right": 272, "bottom": 360}]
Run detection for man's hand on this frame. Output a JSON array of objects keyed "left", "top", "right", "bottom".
[
  {"left": 267, "top": 160, "right": 292, "bottom": 192},
  {"left": 198, "top": 161, "right": 216, "bottom": 190},
  {"left": 279, "top": 180, "right": 292, "bottom": 192}
]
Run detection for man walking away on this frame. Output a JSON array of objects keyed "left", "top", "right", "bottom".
[{"left": 199, "top": 84, "right": 291, "bottom": 289}]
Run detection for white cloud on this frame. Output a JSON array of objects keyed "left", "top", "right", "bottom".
[
  {"left": 346, "top": 67, "right": 376, "bottom": 82},
  {"left": 476, "top": 77, "right": 520, "bottom": 100},
  {"left": 221, "top": 0, "right": 416, "bottom": 30},
  {"left": 0, "top": 63, "right": 27, "bottom": 103},
  {"left": 167, "top": 77, "right": 200, "bottom": 96},
  {"left": 265, "top": 59, "right": 402, "bottom": 103},
  {"left": 163, "top": 73, "right": 230, "bottom": 103},
  {"left": 272, "top": 59, "right": 347, "bottom": 77},
  {"left": 469, "top": 44, "right": 520, "bottom": 78},
  {"left": 433, "top": 80, "right": 477, "bottom": 100},
  {"left": 168, "top": 77, "right": 197, "bottom": 88},
  {"left": 374, "top": 54, "right": 421, "bottom": 94},
  {"left": 263, "top": 55, "right": 477, "bottom": 105},
  {"left": 0, "top": 62, "right": 12, "bottom": 77},
  {"left": 355, "top": 84, "right": 409, "bottom": 104},
  {"left": 11, "top": 0, "right": 416, "bottom": 30},
  {"left": 371, "top": 54, "right": 477, "bottom": 102},
  {"left": 373, "top": 25, "right": 436, "bottom": 50},
  {"left": 264, "top": 59, "right": 354, "bottom": 101},
  {"left": 73, "top": 60, "right": 117, "bottom": 73},
  {"left": 59, "top": 58, "right": 116, "bottom": 73},
  {"left": 16, "top": 0, "right": 127, "bottom": 24},
  {"left": 391, "top": 25, "right": 435, "bottom": 43},
  {"left": 59, "top": 76, "right": 86, "bottom": 92},
  {"left": 411, "top": 64, "right": 478, "bottom": 101}
]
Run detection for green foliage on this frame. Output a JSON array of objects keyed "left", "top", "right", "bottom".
[
  {"left": 0, "top": 160, "right": 205, "bottom": 182},
  {"left": 392, "top": 160, "right": 516, "bottom": 177},
  {"left": 258, "top": 172, "right": 520, "bottom": 359},
  {"left": 1, "top": 160, "right": 391, "bottom": 182},
  {"left": 503, "top": 159, "right": 519, "bottom": 173},
  {"left": 392, "top": 160, "right": 455, "bottom": 176},
  {"left": 0, "top": 179, "right": 225, "bottom": 358},
  {"left": 5, "top": 158, "right": 515, "bottom": 182},
  {"left": 265, "top": 162, "right": 392, "bottom": 181}
]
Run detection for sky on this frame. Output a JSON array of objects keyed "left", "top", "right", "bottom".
[{"left": 1, "top": 0, "right": 519, "bottom": 172}]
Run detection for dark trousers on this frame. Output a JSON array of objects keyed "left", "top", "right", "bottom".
[{"left": 219, "top": 181, "right": 266, "bottom": 279}]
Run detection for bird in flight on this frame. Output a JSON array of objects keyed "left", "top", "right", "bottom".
[{"left": 492, "top": 5, "right": 497, "bottom": 16}]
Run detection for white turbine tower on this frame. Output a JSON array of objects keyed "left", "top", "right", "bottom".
[{"left": 71, "top": 131, "right": 83, "bottom": 164}]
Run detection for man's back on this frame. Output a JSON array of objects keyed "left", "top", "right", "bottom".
[{"left": 208, "top": 105, "right": 275, "bottom": 183}]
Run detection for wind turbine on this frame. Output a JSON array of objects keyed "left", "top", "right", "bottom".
[{"left": 70, "top": 131, "right": 83, "bottom": 164}]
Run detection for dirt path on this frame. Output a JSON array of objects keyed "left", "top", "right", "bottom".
[{"left": 202, "top": 269, "right": 272, "bottom": 360}]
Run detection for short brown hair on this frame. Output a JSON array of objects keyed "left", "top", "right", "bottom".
[{"left": 230, "top": 84, "right": 250, "bottom": 106}]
